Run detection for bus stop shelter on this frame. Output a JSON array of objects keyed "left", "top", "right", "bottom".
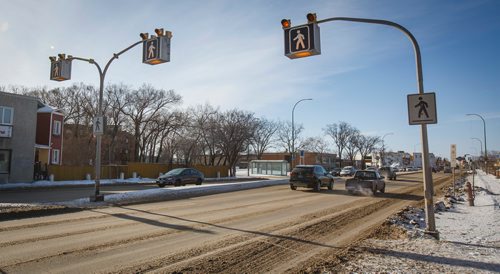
[{"left": 250, "top": 160, "right": 289, "bottom": 176}]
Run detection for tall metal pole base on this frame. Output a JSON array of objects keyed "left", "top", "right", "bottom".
[{"left": 424, "top": 229, "right": 439, "bottom": 240}]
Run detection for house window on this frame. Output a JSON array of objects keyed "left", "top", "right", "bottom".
[
  {"left": 0, "top": 106, "right": 14, "bottom": 125},
  {"left": 53, "top": 120, "right": 61, "bottom": 135},
  {"left": 52, "top": 149, "right": 60, "bottom": 164},
  {"left": 0, "top": 149, "right": 11, "bottom": 173}
]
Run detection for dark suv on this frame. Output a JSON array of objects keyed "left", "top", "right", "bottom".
[{"left": 290, "top": 165, "right": 335, "bottom": 192}]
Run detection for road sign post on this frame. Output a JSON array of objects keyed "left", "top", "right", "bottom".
[
  {"left": 50, "top": 28, "right": 171, "bottom": 202},
  {"left": 281, "top": 13, "right": 439, "bottom": 238}
]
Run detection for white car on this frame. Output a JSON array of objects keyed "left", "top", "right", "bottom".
[{"left": 340, "top": 166, "right": 357, "bottom": 176}]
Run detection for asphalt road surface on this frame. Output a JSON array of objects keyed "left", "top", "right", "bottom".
[{"left": 0, "top": 172, "right": 450, "bottom": 273}]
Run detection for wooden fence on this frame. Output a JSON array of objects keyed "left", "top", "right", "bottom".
[{"left": 48, "top": 163, "right": 229, "bottom": 181}]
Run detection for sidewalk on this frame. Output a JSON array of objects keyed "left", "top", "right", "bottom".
[{"left": 338, "top": 170, "right": 500, "bottom": 273}]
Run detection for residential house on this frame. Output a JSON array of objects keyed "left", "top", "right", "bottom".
[
  {"left": 35, "top": 105, "right": 64, "bottom": 167},
  {"left": 0, "top": 92, "right": 38, "bottom": 183}
]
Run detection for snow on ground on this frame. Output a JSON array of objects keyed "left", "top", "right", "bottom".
[
  {"left": 436, "top": 170, "right": 499, "bottom": 245},
  {"left": 341, "top": 170, "right": 500, "bottom": 273},
  {"left": 0, "top": 168, "right": 289, "bottom": 208},
  {"left": 51, "top": 178, "right": 289, "bottom": 208},
  {"left": 0, "top": 168, "right": 272, "bottom": 190},
  {"left": 0, "top": 177, "right": 157, "bottom": 190}
]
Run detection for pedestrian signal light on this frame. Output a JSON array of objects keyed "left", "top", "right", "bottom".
[
  {"left": 282, "top": 23, "right": 321, "bottom": 59},
  {"left": 49, "top": 54, "right": 72, "bottom": 81},
  {"left": 307, "top": 13, "right": 317, "bottom": 23},
  {"left": 142, "top": 28, "right": 172, "bottom": 65},
  {"left": 154, "top": 28, "right": 164, "bottom": 36},
  {"left": 281, "top": 19, "right": 291, "bottom": 29}
]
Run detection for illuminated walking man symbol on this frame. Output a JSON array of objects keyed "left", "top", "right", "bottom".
[
  {"left": 52, "top": 63, "right": 59, "bottom": 77},
  {"left": 95, "top": 118, "right": 101, "bottom": 131},
  {"left": 293, "top": 30, "right": 305, "bottom": 50},
  {"left": 147, "top": 41, "right": 156, "bottom": 59},
  {"left": 415, "top": 96, "right": 429, "bottom": 118}
]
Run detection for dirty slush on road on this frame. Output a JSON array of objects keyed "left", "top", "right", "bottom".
[
  {"left": 0, "top": 175, "right": 457, "bottom": 273},
  {"left": 113, "top": 176, "right": 452, "bottom": 273}
]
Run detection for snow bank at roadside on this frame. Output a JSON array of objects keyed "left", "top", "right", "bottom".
[
  {"left": 53, "top": 179, "right": 289, "bottom": 208},
  {"left": 0, "top": 178, "right": 157, "bottom": 190},
  {"left": 341, "top": 170, "right": 500, "bottom": 273}
]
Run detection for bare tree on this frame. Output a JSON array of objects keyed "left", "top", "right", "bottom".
[
  {"left": 324, "top": 122, "right": 354, "bottom": 167},
  {"left": 344, "top": 129, "right": 360, "bottom": 167},
  {"left": 121, "top": 84, "right": 181, "bottom": 162},
  {"left": 276, "top": 120, "right": 304, "bottom": 155},
  {"left": 251, "top": 118, "right": 279, "bottom": 159},
  {"left": 355, "top": 135, "right": 381, "bottom": 169},
  {"left": 216, "top": 109, "right": 256, "bottom": 176},
  {"left": 105, "top": 83, "right": 130, "bottom": 163},
  {"left": 188, "top": 104, "right": 221, "bottom": 166},
  {"left": 301, "top": 136, "right": 330, "bottom": 164}
]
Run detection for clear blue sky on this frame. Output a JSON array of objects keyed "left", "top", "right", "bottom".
[{"left": 1, "top": 0, "right": 499, "bottom": 159}]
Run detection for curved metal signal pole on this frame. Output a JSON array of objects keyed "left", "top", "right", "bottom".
[
  {"left": 313, "top": 17, "right": 437, "bottom": 237},
  {"left": 67, "top": 40, "right": 143, "bottom": 201}
]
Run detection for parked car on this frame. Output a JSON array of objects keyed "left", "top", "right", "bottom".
[
  {"left": 340, "top": 166, "right": 357, "bottom": 177},
  {"left": 329, "top": 167, "right": 342, "bottom": 176},
  {"left": 379, "top": 166, "right": 397, "bottom": 180},
  {"left": 345, "top": 170, "right": 386, "bottom": 195},
  {"left": 366, "top": 166, "right": 378, "bottom": 171},
  {"left": 406, "top": 166, "right": 418, "bottom": 171},
  {"left": 443, "top": 166, "right": 452, "bottom": 173},
  {"left": 290, "top": 165, "right": 335, "bottom": 192},
  {"left": 156, "top": 168, "right": 204, "bottom": 187}
]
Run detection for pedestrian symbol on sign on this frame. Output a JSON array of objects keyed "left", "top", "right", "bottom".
[
  {"left": 293, "top": 30, "right": 306, "bottom": 50},
  {"left": 283, "top": 23, "right": 321, "bottom": 59},
  {"left": 52, "top": 63, "right": 59, "bottom": 77},
  {"left": 407, "top": 92, "right": 437, "bottom": 125},
  {"left": 415, "top": 96, "right": 429, "bottom": 118},
  {"left": 147, "top": 41, "right": 156, "bottom": 59}
]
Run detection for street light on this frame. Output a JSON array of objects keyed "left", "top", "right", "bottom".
[
  {"left": 291, "top": 98, "right": 312, "bottom": 169},
  {"left": 49, "top": 28, "right": 171, "bottom": 202},
  {"left": 466, "top": 113, "right": 487, "bottom": 173},
  {"left": 380, "top": 133, "right": 393, "bottom": 167}
]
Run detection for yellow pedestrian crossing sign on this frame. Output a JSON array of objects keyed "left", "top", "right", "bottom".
[
  {"left": 407, "top": 92, "right": 437, "bottom": 125},
  {"left": 283, "top": 23, "right": 321, "bottom": 59}
]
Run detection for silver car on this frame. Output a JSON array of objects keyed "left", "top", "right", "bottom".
[{"left": 340, "top": 166, "right": 357, "bottom": 176}]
